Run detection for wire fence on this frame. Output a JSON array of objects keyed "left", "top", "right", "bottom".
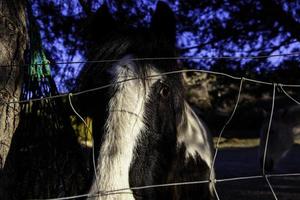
[
  {"left": 1, "top": 51, "right": 300, "bottom": 68},
  {"left": 1, "top": 54, "right": 300, "bottom": 200}
]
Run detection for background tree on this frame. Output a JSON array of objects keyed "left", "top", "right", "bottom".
[
  {"left": 0, "top": 0, "right": 27, "bottom": 168},
  {"left": 0, "top": 0, "right": 27, "bottom": 199},
  {"left": 0, "top": 1, "right": 89, "bottom": 199},
  {"left": 30, "top": 0, "right": 300, "bottom": 85}
]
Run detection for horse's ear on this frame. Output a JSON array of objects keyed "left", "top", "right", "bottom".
[
  {"left": 92, "top": 4, "right": 116, "bottom": 31},
  {"left": 84, "top": 4, "right": 116, "bottom": 41},
  {"left": 151, "top": 1, "right": 176, "bottom": 44}
]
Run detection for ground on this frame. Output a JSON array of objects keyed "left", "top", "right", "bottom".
[{"left": 214, "top": 138, "right": 300, "bottom": 200}]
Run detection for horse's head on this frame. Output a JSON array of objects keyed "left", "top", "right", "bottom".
[{"left": 77, "top": 2, "right": 215, "bottom": 199}]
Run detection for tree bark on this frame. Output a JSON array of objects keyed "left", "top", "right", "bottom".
[{"left": 0, "top": 0, "right": 27, "bottom": 168}]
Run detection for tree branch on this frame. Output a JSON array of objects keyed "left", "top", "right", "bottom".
[
  {"left": 179, "top": 38, "right": 221, "bottom": 52},
  {"left": 78, "top": 0, "right": 92, "bottom": 16},
  {"left": 261, "top": 0, "right": 300, "bottom": 42}
]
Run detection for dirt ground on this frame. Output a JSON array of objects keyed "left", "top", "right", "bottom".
[{"left": 214, "top": 141, "right": 300, "bottom": 200}]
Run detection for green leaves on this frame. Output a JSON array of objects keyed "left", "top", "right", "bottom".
[{"left": 29, "top": 49, "right": 51, "bottom": 81}]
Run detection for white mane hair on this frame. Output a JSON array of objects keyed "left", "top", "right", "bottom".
[
  {"left": 89, "top": 57, "right": 161, "bottom": 200},
  {"left": 177, "top": 101, "right": 215, "bottom": 194},
  {"left": 177, "top": 102, "right": 213, "bottom": 167}
]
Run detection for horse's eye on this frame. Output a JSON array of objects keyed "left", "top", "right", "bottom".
[{"left": 160, "top": 85, "right": 170, "bottom": 98}]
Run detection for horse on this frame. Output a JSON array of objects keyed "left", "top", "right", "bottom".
[
  {"left": 260, "top": 105, "right": 300, "bottom": 171},
  {"left": 77, "top": 2, "right": 215, "bottom": 199}
]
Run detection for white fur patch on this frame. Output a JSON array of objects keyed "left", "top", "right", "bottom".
[
  {"left": 293, "top": 125, "right": 300, "bottom": 136},
  {"left": 176, "top": 102, "right": 215, "bottom": 196},
  {"left": 177, "top": 102, "right": 213, "bottom": 168},
  {"left": 90, "top": 57, "right": 160, "bottom": 200}
]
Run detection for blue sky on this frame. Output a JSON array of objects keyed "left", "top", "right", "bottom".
[{"left": 33, "top": 0, "right": 299, "bottom": 92}]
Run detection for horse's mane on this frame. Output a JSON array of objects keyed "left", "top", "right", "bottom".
[{"left": 77, "top": 25, "right": 179, "bottom": 92}]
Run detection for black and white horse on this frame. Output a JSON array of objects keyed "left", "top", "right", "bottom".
[
  {"left": 77, "top": 2, "right": 215, "bottom": 199},
  {"left": 260, "top": 105, "right": 300, "bottom": 171}
]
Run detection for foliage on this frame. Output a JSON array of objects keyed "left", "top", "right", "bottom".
[{"left": 29, "top": 0, "right": 300, "bottom": 91}]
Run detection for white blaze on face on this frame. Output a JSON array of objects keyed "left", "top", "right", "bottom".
[
  {"left": 177, "top": 102, "right": 213, "bottom": 168},
  {"left": 90, "top": 58, "right": 160, "bottom": 200}
]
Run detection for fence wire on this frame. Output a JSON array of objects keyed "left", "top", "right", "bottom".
[
  {"left": 262, "top": 84, "right": 278, "bottom": 200},
  {"left": 1, "top": 56, "right": 300, "bottom": 200},
  {"left": 1, "top": 51, "right": 300, "bottom": 68},
  {"left": 3, "top": 68, "right": 300, "bottom": 106}
]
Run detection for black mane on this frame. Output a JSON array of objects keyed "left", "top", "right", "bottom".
[
  {"left": 78, "top": 26, "right": 179, "bottom": 90},
  {"left": 78, "top": 0, "right": 178, "bottom": 92}
]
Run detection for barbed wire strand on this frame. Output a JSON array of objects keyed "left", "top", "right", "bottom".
[
  {"left": 30, "top": 172, "right": 300, "bottom": 200},
  {"left": 265, "top": 177, "right": 278, "bottom": 200},
  {"left": 262, "top": 84, "right": 276, "bottom": 175},
  {"left": 267, "top": 173, "right": 300, "bottom": 178},
  {"left": 4, "top": 68, "right": 300, "bottom": 106},
  {"left": 261, "top": 83, "right": 278, "bottom": 200},
  {"left": 1, "top": 51, "right": 300, "bottom": 68},
  {"left": 279, "top": 84, "right": 300, "bottom": 105},
  {"left": 67, "top": 93, "right": 100, "bottom": 192},
  {"left": 209, "top": 77, "right": 244, "bottom": 200}
]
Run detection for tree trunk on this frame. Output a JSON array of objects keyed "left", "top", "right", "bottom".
[{"left": 0, "top": 0, "right": 27, "bottom": 168}]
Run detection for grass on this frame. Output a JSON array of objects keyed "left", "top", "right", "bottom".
[
  {"left": 213, "top": 137, "right": 260, "bottom": 148},
  {"left": 214, "top": 137, "right": 300, "bottom": 149}
]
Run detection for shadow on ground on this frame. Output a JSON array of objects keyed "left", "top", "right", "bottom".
[{"left": 215, "top": 145, "right": 300, "bottom": 200}]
